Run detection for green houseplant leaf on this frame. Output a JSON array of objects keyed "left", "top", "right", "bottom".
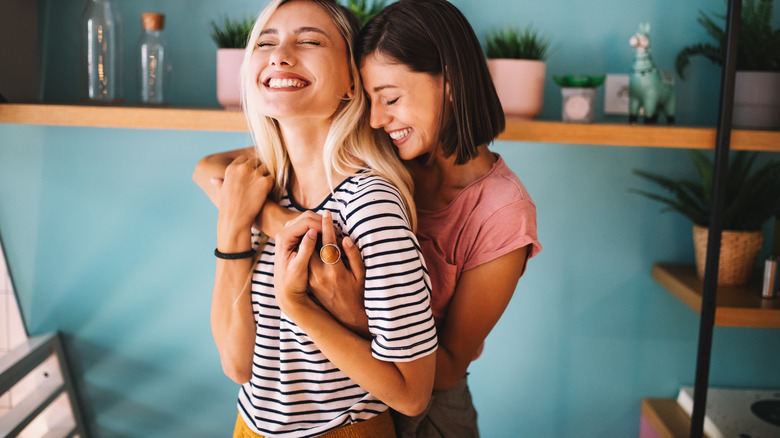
[
  {"left": 209, "top": 15, "right": 255, "bottom": 49},
  {"left": 485, "top": 26, "right": 551, "bottom": 60},
  {"left": 632, "top": 150, "right": 780, "bottom": 231},
  {"left": 675, "top": 0, "right": 780, "bottom": 79},
  {"left": 341, "top": 0, "right": 388, "bottom": 27}
]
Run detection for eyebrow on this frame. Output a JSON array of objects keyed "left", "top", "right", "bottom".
[
  {"left": 260, "top": 26, "right": 330, "bottom": 37},
  {"left": 371, "top": 85, "right": 398, "bottom": 93}
]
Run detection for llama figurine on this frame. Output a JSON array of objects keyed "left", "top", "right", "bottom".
[{"left": 629, "top": 23, "right": 676, "bottom": 124}]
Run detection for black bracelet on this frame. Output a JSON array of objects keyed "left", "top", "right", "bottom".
[{"left": 214, "top": 248, "right": 256, "bottom": 260}]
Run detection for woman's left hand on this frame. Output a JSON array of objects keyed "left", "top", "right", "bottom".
[{"left": 273, "top": 213, "right": 322, "bottom": 314}]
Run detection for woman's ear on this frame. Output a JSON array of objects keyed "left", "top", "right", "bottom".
[{"left": 347, "top": 82, "right": 355, "bottom": 99}]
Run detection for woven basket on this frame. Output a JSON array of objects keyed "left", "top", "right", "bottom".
[{"left": 693, "top": 225, "right": 763, "bottom": 286}]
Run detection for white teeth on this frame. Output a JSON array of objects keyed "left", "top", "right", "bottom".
[
  {"left": 388, "top": 128, "right": 411, "bottom": 140},
  {"left": 268, "top": 78, "right": 306, "bottom": 88}
]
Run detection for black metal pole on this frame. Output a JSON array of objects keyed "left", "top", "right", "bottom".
[{"left": 689, "top": 0, "right": 741, "bottom": 437}]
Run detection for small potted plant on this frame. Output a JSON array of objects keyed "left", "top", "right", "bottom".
[
  {"left": 341, "top": 0, "right": 388, "bottom": 26},
  {"left": 209, "top": 15, "right": 254, "bottom": 111},
  {"left": 632, "top": 150, "right": 780, "bottom": 286},
  {"left": 675, "top": 0, "right": 780, "bottom": 129},
  {"left": 552, "top": 75, "right": 605, "bottom": 123},
  {"left": 485, "top": 25, "right": 551, "bottom": 119}
]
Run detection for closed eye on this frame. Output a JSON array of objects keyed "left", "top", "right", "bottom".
[{"left": 386, "top": 97, "right": 399, "bottom": 105}]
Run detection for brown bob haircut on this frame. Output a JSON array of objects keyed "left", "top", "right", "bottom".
[{"left": 356, "top": 0, "right": 505, "bottom": 165}]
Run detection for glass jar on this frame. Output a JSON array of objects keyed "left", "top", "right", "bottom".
[
  {"left": 80, "top": 0, "right": 122, "bottom": 103},
  {"left": 137, "top": 13, "right": 169, "bottom": 105}
]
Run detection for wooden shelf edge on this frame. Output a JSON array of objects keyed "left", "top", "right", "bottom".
[
  {"left": 651, "top": 263, "right": 780, "bottom": 328},
  {"left": 2, "top": 104, "right": 779, "bottom": 150},
  {"left": 641, "top": 398, "right": 698, "bottom": 438},
  {"left": 0, "top": 103, "right": 247, "bottom": 132}
]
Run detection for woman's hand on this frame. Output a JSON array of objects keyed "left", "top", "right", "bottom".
[
  {"left": 308, "top": 211, "right": 369, "bottom": 337},
  {"left": 273, "top": 213, "right": 323, "bottom": 314},
  {"left": 217, "top": 155, "right": 273, "bottom": 251}
]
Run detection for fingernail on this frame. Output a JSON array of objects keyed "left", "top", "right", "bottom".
[
  {"left": 343, "top": 237, "right": 353, "bottom": 248},
  {"left": 210, "top": 177, "right": 222, "bottom": 185},
  {"left": 306, "top": 229, "right": 317, "bottom": 239}
]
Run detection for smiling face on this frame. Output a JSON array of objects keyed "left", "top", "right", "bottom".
[
  {"left": 246, "top": 0, "right": 353, "bottom": 122},
  {"left": 360, "top": 53, "right": 445, "bottom": 161}
]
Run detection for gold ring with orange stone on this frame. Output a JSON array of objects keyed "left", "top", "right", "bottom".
[{"left": 319, "top": 243, "right": 341, "bottom": 265}]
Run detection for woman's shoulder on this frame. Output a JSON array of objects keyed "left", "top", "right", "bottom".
[{"left": 462, "top": 155, "right": 535, "bottom": 212}]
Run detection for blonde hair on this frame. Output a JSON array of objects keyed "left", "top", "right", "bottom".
[{"left": 240, "top": 0, "right": 416, "bottom": 230}]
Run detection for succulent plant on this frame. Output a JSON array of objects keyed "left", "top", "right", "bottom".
[{"left": 485, "top": 26, "right": 552, "bottom": 60}]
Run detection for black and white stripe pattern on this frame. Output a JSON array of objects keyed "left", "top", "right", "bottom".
[{"left": 238, "top": 174, "right": 437, "bottom": 437}]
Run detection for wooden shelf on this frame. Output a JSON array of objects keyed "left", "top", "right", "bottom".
[
  {"left": 652, "top": 263, "right": 780, "bottom": 328},
  {"left": 641, "top": 398, "right": 710, "bottom": 438},
  {"left": 0, "top": 103, "right": 247, "bottom": 132},
  {"left": 1, "top": 103, "right": 779, "bottom": 150}
]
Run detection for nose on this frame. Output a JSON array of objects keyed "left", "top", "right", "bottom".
[
  {"left": 269, "top": 43, "right": 294, "bottom": 67},
  {"left": 369, "top": 104, "right": 390, "bottom": 129}
]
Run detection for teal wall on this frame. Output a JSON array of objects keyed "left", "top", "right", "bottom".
[{"left": 1, "top": 0, "right": 778, "bottom": 436}]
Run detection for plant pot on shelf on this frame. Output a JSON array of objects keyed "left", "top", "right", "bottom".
[
  {"left": 216, "top": 48, "right": 244, "bottom": 111},
  {"left": 692, "top": 224, "right": 763, "bottom": 286},
  {"left": 487, "top": 59, "right": 545, "bottom": 119},
  {"left": 733, "top": 71, "right": 780, "bottom": 130}
]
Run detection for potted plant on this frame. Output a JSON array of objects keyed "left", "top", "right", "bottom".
[
  {"left": 485, "top": 25, "right": 551, "bottom": 119},
  {"left": 632, "top": 150, "right": 780, "bottom": 285},
  {"left": 552, "top": 75, "right": 605, "bottom": 123},
  {"left": 209, "top": 15, "right": 254, "bottom": 111},
  {"left": 675, "top": 0, "right": 780, "bottom": 129},
  {"left": 341, "top": 0, "right": 388, "bottom": 26}
]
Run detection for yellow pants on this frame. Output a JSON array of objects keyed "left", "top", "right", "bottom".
[{"left": 233, "top": 410, "right": 396, "bottom": 438}]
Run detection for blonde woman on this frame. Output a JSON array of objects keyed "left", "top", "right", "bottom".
[{"left": 198, "top": 1, "right": 438, "bottom": 436}]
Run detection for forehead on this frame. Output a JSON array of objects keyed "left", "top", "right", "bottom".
[
  {"left": 360, "top": 53, "right": 418, "bottom": 86},
  {"left": 266, "top": 0, "right": 340, "bottom": 35}
]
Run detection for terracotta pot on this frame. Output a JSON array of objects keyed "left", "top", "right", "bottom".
[
  {"left": 692, "top": 224, "right": 763, "bottom": 286},
  {"left": 487, "top": 59, "right": 545, "bottom": 118},
  {"left": 216, "top": 48, "right": 244, "bottom": 111},
  {"left": 733, "top": 71, "right": 780, "bottom": 130}
]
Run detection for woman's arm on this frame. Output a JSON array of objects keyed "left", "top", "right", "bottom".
[
  {"left": 193, "top": 147, "right": 255, "bottom": 207},
  {"left": 192, "top": 147, "right": 301, "bottom": 237},
  {"left": 433, "top": 246, "right": 529, "bottom": 390},
  {"left": 274, "top": 212, "right": 437, "bottom": 416},
  {"left": 210, "top": 156, "right": 274, "bottom": 384}
]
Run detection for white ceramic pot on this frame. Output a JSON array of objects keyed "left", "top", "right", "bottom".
[
  {"left": 487, "top": 59, "right": 546, "bottom": 119},
  {"left": 733, "top": 71, "right": 780, "bottom": 130},
  {"left": 216, "top": 48, "right": 244, "bottom": 111}
]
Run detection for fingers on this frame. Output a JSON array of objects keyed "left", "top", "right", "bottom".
[
  {"left": 321, "top": 210, "right": 337, "bottom": 245},
  {"left": 342, "top": 236, "right": 365, "bottom": 282}
]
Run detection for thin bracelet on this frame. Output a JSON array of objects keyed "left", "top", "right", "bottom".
[{"left": 214, "top": 248, "right": 256, "bottom": 260}]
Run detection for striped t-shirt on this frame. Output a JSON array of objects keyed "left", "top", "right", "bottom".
[{"left": 238, "top": 173, "right": 438, "bottom": 438}]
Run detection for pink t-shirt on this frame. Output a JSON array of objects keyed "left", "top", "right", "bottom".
[{"left": 416, "top": 154, "right": 541, "bottom": 330}]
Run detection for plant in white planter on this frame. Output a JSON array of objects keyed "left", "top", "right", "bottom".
[
  {"left": 485, "top": 26, "right": 551, "bottom": 119},
  {"left": 209, "top": 15, "right": 254, "bottom": 111},
  {"left": 553, "top": 75, "right": 605, "bottom": 123},
  {"left": 632, "top": 150, "right": 780, "bottom": 286},
  {"left": 675, "top": 0, "right": 780, "bottom": 129}
]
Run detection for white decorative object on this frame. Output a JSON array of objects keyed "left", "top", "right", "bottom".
[{"left": 677, "top": 386, "right": 780, "bottom": 438}]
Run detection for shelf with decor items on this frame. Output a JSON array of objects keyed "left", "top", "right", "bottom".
[
  {"left": 651, "top": 263, "right": 780, "bottom": 329},
  {"left": 1, "top": 103, "right": 779, "bottom": 151}
]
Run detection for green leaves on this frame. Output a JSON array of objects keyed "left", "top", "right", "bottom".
[
  {"left": 485, "top": 26, "right": 551, "bottom": 60},
  {"left": 342, "top": 0, "right": 388, "bottom": 26},
  {"left": 209, "top": 15, "right": 255, "bottom": 49},
  {"left": 552, "top": 75, "right": 605, "bottom": 88},
  {"left": 675, "top": 0, "right": 780, "bottom": 79},
  {"left": 632, "top": 150, "right": 780, "bottom": 231}
]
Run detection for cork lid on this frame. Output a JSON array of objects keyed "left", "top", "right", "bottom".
[{"left": 142, "top": 13, "right": 165, "bottom": 31}]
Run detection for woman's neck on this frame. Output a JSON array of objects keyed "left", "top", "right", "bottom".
[
  {"left": 411, "top": 145, "right": 496, "bottom": 211},
  {"left": 278, "top": 118, "right": 341, "bottom": 209}
]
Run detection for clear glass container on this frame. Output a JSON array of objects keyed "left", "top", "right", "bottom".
[
  {"left": 137, "top": 13, "right": 169, "bottom": 105},
  {"left": 80, "top": 0, "right": 122, "bottom": 103}
]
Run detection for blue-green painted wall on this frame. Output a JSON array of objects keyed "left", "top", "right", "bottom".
[{"left": 1, "top": 0, "right": 778, "bottom": 436}]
